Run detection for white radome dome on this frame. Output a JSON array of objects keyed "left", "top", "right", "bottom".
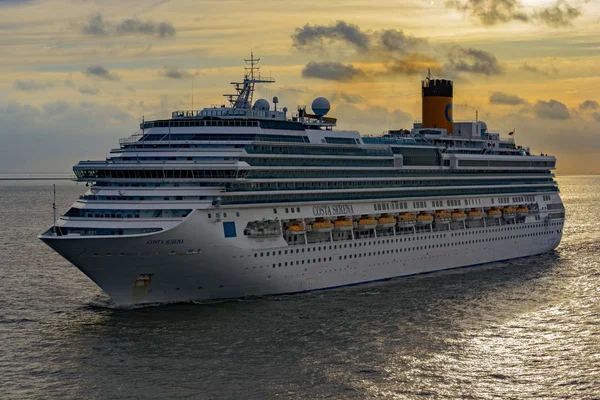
[
  {"left": 311, "top": 97, "right": 330, "bottom": 116},
  {"left": 253, "top": 98, "right": 270, "bottom": 111}
]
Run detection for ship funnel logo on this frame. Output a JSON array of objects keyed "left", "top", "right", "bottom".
[{"left": 445, "top": 103, "right": 453, "bottom": 123}]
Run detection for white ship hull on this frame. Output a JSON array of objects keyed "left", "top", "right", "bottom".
[{"left": 41, "top": 207, "right": 564, "bottom": 306}]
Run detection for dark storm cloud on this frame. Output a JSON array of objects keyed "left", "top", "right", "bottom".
[
  {"left": 579, "top": 100, "right": 599, "bottom": 111},
  {"left": 490, "top": 92, "right": 528, "bottom": 105},
  {"left": 302, "top": 61, "right": 366, "bottom": 82},
  {"left": 535, "top": 1, "right": 581, "bottom": 27},
  {"left": 445, "top": 0, "right": 582, "bottom": 27},
  {"left": 446, "top": 47, "right": 502, "bottom": 75},
  {"left": 13, "top": 80, "right": 53, "bottom": 91},
  {"left": 81, "top": 13, "right": 175, "bottom": 38},
  {"left": 292, "top": 21, "right": 370, "bottom": 51},
  {"left": 159, "top": 65, "right": 192, "bottom": 79},
  {"left": 533, "top": 99, "right": 570, "bottom": 120},
  {"left": 85, "top": 65, "right": 120, "bottom": 81}
]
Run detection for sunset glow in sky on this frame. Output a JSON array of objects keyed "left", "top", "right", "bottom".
[{"left": 1, "top": 0, "right": 599, "bottom": 173}]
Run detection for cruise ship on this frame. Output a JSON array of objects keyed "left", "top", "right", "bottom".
[{"left": 40, "top": 55, "right": 565, "bottom": 306}]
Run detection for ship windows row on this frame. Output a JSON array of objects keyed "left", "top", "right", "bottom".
[
  {"left": 222, "top": 187, "right": 559, "bottom": 206},
  {"left": 229, "top": 178, "right": 553, "bottom": 192},
  {"left": 65, "top": 208, "right": 191, "bottom": 219},
  {"left": 241, "top": 157, "right": 394, "bottom": 168},
  {"left": 74, "top": 169, "right": 246, "bottom": 180},
  {"left": 254, "top": 230, "right": 561, "bottom": 264}
]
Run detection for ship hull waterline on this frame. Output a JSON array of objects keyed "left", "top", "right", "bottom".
[{"left": 40, "top": 211, "right": 563, "bottom": 306}]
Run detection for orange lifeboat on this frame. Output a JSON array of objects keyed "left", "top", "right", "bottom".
[
  {"left": 397, "top": 212, "right": 416, "bottom": 227},
  {"left": 311, "top": 219, "right": 333, "bottom": 233},
  {"left": 451, "top": 210, "right": 467, "bottom": 222},
  {"left": 487, "top": 208, "right": 502, "bottom": 219},
  {"left": 356, "top": 216, "right": 377, "bottom": 231},
  {"left": 333, "top": 218, "right": 354, "bottom": 232},
  {"left": 502, "top": 206, "right": 516, "bottom": 219},
  {"left": 467, "top": 209, "right": 483, "bottom": 220},
  {"left": 416, "top": 212, "right": 433, "bottom": 226},
  {"left": 377, "top": 215, "right": 396, "bottom": 229},
  {"left": 285, "top": 222, "right": 306, "bottom": 235},
  {"left": 434, "top": 210, "right": 452, "bottom": 224}
]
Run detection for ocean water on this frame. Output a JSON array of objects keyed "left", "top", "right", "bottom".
[{"left": 0, "top": 176, "right": 598, "bottom": 399}]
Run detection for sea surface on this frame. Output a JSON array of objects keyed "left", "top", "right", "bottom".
[{"left": 0, "top": 176, "right": 598, "bottom": 399}]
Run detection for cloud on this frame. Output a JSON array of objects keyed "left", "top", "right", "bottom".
[
  {"left": 579, "top": 100, "right": 599, "bottom": 111},
  {"left": 445, "top": 0, "right": 529, "bottom": 26},
  {"left": 519, "top": 62, "right": 557, "bottom": 76},
  {"left": 43, "top": 100, "right": 70, "bottom": 116},
  {"left": 82, "top": 13, "right": 108, "bottom": 36},
  {"left": 593, "top": 113, "right": 600, "bottom": 123},
  {"left": 0, "top": 100, "right": 135, "bottom": 173},
  {"left": 383, "top": 54, "right": 440, "bottom": 76},
  {"left": 0, "top": 0, "right": 36, "bottom": 6},
  {"left": 85, "top": 65, "right": 120, "bottom": 81},
  {"left": 116, "top": 18, "right": 175, "bottom": 38},
  {"left": 331, "top": 91, "right": 367, "bottom": 105},
  {"left": 13, "top": 80, "right": 53, "bottom": 91},
  {"left": 81, "top": 13, "right": 175, "bottom": 38},
  {"left": 291, "top": 21, "right": 370, "bottom": 51},
  {"left": 490, "top": 92, "right": 528, "bottom": 105},
  {"left": 334, "top": 103, "right": 412, "bottom": 135},
  {"left": 302, "top": 61, "right": 366, "bottom": 81},
  {"left": 533, "top": 99, "right": 570, "bottom": 120},
  {"left": 160, "top": 65, "right": 193, "bottom": 79},
  {"left": 78, "top": 85, "right": 100, "bottom": 95},
  {"left": 445, "top": 0, "right": 582, "bottom": 27},
  {"left": 291, "top": 21, "right": 428, "bottom": 57},
  {"left": 379, "top": 29, "right": 428, "bottom": 54},
  {"left": 292, "top": 22, "right": 495, "bottom": 81},
  {"left": 446, "top": 46, "right": 502, "bottom": 76},
  {"left": 535, "top": 0, "right": 581, "bottom": 27}
]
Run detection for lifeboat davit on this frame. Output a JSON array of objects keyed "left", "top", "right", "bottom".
[
  {"left": 434, "top": 210, "right": 452, "bottom": 224},
  {"left": 451, "top": 210, "right": 467, "bottom": 222},
  {"left": 311, "top": 219, "right": 333, "bottom": 233},
  {"left": 356, "top": 216, "right": 377, "bottom": 231},
  {"left": 377, "top": 215, "right": 396, "bottom": 229},
  {"left": 487, "top": 208, "right": 502, "bottom": 219},
  {"left": 285, "top": 222, "right": 306, "bottom": 235},
  {"left": 416, "top": 212, "right": 433, "bottom": 226},
  {"left": 467, "top": 209, "right": 483, "bottom": 220},
  {"left": 397, "top": 212, "right": 416, "bottom": 227},
  {"left": 516, "top": 206, "right": 529, "bottom": 217},
  {"left": 502, "top": 206, "right": 516, "bottom": 219},
  {"left": 333, "top": 218, "right": 354, "bottom": 232}
]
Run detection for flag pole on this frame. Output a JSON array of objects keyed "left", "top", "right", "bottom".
[{"left": 53, "top": 184, "right": 57, "bottom": 235}]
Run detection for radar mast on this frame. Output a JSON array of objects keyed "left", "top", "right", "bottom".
[{"left": 224, "top": 53, "right": 275, "bottom": 109}]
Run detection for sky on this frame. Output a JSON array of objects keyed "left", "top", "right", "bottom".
[{"left": 0, "top": 0, "right": 599, "bottom": 174}]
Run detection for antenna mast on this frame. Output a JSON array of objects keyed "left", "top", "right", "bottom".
[{"left": 223, "top": 53, "right": 275, "bottom": 109}]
